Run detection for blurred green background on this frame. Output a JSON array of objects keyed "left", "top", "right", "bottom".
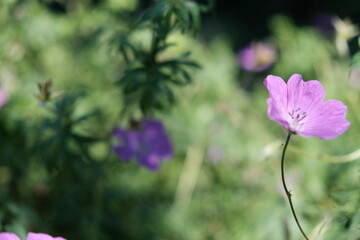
[{"left": 0, "top": 0, "right": 359, "bottom": 240}]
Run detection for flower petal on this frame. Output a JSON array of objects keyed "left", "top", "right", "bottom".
[
  {"left": 112, "top": 145, "right": 133, "bottom": 161},
  {"left": 287, "top": 74, "right": 326, "bottom": 113},
  {"left": 112, "top": 131, "right": 139, "bottom": 161},
  {"left": 287, "top": 74, "right": 304, "bottom": 111},
  {"left": 297, "top": 100, "right": 350, "bottom": 139},
  {"left": 299, "top": 80, "right": 326, "bottom": 112},
  {"left": 142, "top": 120, "right": 173, "bottom": 159},
  {"left": 264, "top": 75, "right": 289, "bottom": 128},
  {"left": 238, "top": 47, "right": 257, "bottom": 71},
  {"left": 112, "top": 128, "right": 127, "bottom": 139},
  {"left": 141, "top": 118, "right": 164, "bottom": 132},
  {"left": 27, "top": 233, "right": 53, "bottom": 240},
  {"left": 0, "top": 233, "right": 20, "bottom": 240},
  {"left": 27, "top": 233, "right": 66, "bottom": 240},
  {"left": 138, "top": 154, "right": 161, "bottom": 171}
]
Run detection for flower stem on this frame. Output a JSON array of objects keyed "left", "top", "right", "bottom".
[{"left": 281, "top": 132, "right": 309, "bottom": 240}]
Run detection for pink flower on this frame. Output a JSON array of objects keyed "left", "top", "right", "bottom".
[
  {"left": 237, "top": 42, "right": 277, "bottom": 72},
  {"left": 0, "top": 232, "right": 66, "bottom": 240},
  {"left": 264, "top": 74, "right": 350, "bottom": 139}
]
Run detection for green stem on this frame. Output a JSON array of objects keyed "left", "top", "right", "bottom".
[{"left": 281, "top": 132, "right": 309, "bottom": 240}]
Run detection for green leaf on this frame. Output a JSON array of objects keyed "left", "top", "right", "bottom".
[
  {"left": 137, "top": 0, "right": 165, "bottom": 23},
  {"left": 177, "top": 60, "right": 201, "bottom": 68},
  {"left": 73, "top": 111, "right": 99, "bottom": 124},
  {"left": 161, "top": 84, "right": 176, "bottom": 105},
  {"left": 177, "top": 67, "right": 192, "bottom": 83},
  {"left": 157, "top": 42, "right": 177, "bottom": 53},
  {"left": 184, "top": 1, "right": 201, "bottom": 34}
]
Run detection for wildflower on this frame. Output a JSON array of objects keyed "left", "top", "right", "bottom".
[
  {"left": 264, "top": 74, "right": 350, "bottom": 139},
  {"left": 265, "top": 74, "right": 350, "bottom": 240},
  {"left": 237, "top": 42, "right": 277, "bottom": 72},
  {"left": 0, "top": 232, "right": 66, "bottom": 240},
  {"left": 112, "top": 118, "right": 173, "bottom": 171}
]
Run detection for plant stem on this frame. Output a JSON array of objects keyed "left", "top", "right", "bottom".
[{"left": 281, "top": 132, "right": 309, "bottom": 240}]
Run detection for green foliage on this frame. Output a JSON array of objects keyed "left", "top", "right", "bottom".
[{"left": 116, "top": 0, "right": 207, "bottom": 115}]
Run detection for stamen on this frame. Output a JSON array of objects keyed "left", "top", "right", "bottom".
[{"left": 289, "top": 108, "right": 307, "bottom": 130}]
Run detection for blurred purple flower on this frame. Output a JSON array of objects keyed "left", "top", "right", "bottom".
[
  {"left": 0, "top": 88, "right": 7, "bottom": 107},
  {"left": 264, "top": 74, "right": 350, "bottom": 139},
  {"left": 112, "top": 118, "right": 173, "bottom": 171},
  {"left": 0, "top": 232, "right": 66, "bottom": 240},
  {"left": 312, "top": 13, "right": 335, "bottom": 37},
  {"left": 237, "top": 42, "right": 277, "bottom": 72}
]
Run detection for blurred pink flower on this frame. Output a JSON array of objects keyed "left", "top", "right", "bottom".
[
  {"left": 27, "top": 233, "right": 66, "bottom": 240},
  {"left": 112, "top": 118, "right": 173, "bottom": 171},
  {"left": 0, "top": 233, "right": 19, "bottom": 240},
  {"left": 264, "top": 74, "right": 350, "bottom": 139},
  {"left": 0, "top": 88, "right": 7, "bottom": 107},
  {"left": 237, "top": 42, "right": 277, "bottom": 72},
  {"left": 0, "top": 232, "right": 66, "bottom": 240}
]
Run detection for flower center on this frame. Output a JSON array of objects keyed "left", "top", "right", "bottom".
[{"left": 288, "top": 108, "right": 307, "bottom": 130}]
